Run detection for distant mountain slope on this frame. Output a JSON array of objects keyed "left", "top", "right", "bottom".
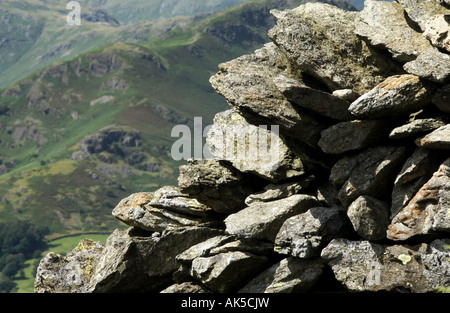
[
  {"left": 0, "top": 0, "right": 349, "bottom": 236},
  {"left": 0, "top": 0, "right": 357, "bottom": 293},
  {"left": 0, "top": 0, "right": 250, "bottom": 89},
  {"left": 82, "top": 0, "right": 250, "bottom": 24},
  {"left": 0, "top": 0, "right": 354, "bottom": 89}
]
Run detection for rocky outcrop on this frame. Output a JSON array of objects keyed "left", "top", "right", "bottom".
[
  {"left": 209, "top": 42, "right": 326, "bottom": 148},
  {"left": 267, "top": 2, "right": 402, "bottom": 95},
  {"left": 71, "top": 125, "right": 141, "bottom": 161},
  {"left": 111, "top": 187, "right": 218, "bottom": 232},
  {"left": 224, "top": 194, "right": 320, "bottom": 242},
  {"left": 403, "top": 47, "right": 450, "bottom": 83},
  {"left": 388, "top": 158, "right": 450, "bottom": 241},
  {"left": 35, "top": 0, "right": 450, "bottom": 294},
  {"left": 354, "top": 0, "right": 432, "bottom": 62},
  {"left": 177, "top": 159, "right": 259, "bottom": 214},
  {"left": 321, "top": 238, "right": 450, "bottom": 293},
  {"left": 206, "top": 109, "right": 306, "bottom": 182},
  {"left": 396, "top": 0, "right": 449, "bottom": 31},
  {"left": 424, "top": 14, "right": 450, "bottom": 53},
  {"left": 348, "top": 74, "right": 436, "bottom": 119},
  {"left": 274, "top": 207, "right": 351, "bottom": 258}
]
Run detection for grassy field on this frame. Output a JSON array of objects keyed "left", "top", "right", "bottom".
[{"left": 13, "top": 234, "right": 110, "bottom": 293}]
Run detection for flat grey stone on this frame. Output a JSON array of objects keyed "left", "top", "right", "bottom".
[
  {"left": 403, "top": 47, "right": 450, "bottom": 83},
  {"left": 349, "top": 74, "right": 435, "bottom": 118},
  {"left": 355, "top": 0, "right": 432, "bottom": 62}
]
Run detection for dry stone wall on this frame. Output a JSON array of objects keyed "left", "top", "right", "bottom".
[{"left": 35, "top": 0, "right": 450, "bottom": 293}]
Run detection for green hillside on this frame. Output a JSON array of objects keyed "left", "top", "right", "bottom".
[
  {"left": 0, "top": 0, "right": 250, "bottom": 89},
  {"left": 81, "top": 0, "right": 250, "bottom": 24},
  {"left": 1, "top": 43, "right": 175, "bottom": 234},
  {"left": 0, "top": 0, "right": 354, "bottom": 89},
  {"left": 1, "top": 0, "right": 324, "bottom": 235},
  {"left": 0, "top": 0, "right": 354, "bottom": 292}
]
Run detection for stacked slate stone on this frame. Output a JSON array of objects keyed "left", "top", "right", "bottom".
[{"left": 35, "top": 0, "right": 450, "bottom": 293}]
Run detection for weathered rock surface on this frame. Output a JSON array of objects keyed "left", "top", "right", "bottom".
[
  {"left": 239, "top": 257, "right": 325, "bottom": 293},
  {"left": 349, "top": 74, "right": 435, "bottom": 119},
  {"left": 207, "top": 110, "right": 305, "bottom": 182},
  {"left": 432, "top": 84, "right": 450, "bottom": 113},
  {"left": 403, "top": 47, "right": 450, "bottom": 83},
  {"left": 35, "top": 226, "right": 222, "bottom": 293},
  {"left": 347, "top": 196, "right": 390, "bottom": 241},
  {"left": 112, "top": 190, "right": 215, "bottom": 232},
  {"left": 355, "top": 0, "right": 432, "bottom": 62},
  {"left": 332, "top": 89, "right": 360, "bottom": 102},
  {"left": 274, "top": 75, "right": 353, "bottom": 121},
  {"left": 160, "top": 282, "right": 210, "bottom": 293},
  {"left": 318, "top": 120, "right": 389, "bottom": 155},
  {"left": 390, "top": 148, "right": 439, "bottom": 218},
  {"left": 268, "top": 2, "right": 401, "bottom": 95},
  {"left": 175, "top": 235, "right": 274, "bottom": 293},
  {"left": 209, "top": 43, "right": 325, "bottom": 147},
  {"left": 389, "top": 117, "right": 447, "bottom": 139},
  {"left": 388, "top": 158, "right": 450, "bottom": 241},
  {"left": 331, "top": 146, "right": 407, "bottom": 206},
  {"left": 415, "top": 124, "right": 450, "bottom": 149},
  {"left": 245, "top": 178, "right": 312, "bottom": 205},
  {"left": 322, "top": 238, "right": 450, "bottom": 293},
  {"left": 391, "top": 177, "right": 429, "bottom": 220},
  {"left": 175, "top": 235, "right": 274, "bottom": 265},
  {"left": 149, "top": 186, "right": 213, "bottom": 217},
  {"left": 87, "top": 226, "right": 222, "bottom": 293},
  {"left": 274, "top": 207, "right": 350, "bottom": 258},
  {"left": 190, "top": 251, "right": 269, "bottom": 293},
  {"left": 224, "top": 194, "right": 320, "bottom": 242},
  {"left": 35, "top": 239, "right": 105, "bottom": 293},
  {"left": 396, "top": 0, "right": 449, "bottom": 31},
  {"left": 394, "top": 147, "right": 435, "bottom": 186},
  {"left": 424, "top": 14, "right": 450, "bottom": 53},
  {"left": 36, "top": 1, "right": 450, "bottom": 294},
  {"left": 178, "top": 159, "right": 257, "bottom": 214}
]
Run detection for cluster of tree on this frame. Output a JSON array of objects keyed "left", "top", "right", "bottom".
[
  {"left": 0, "top": 220, "right": 48, "bottom": 293},
  {"left": 0, "top": 105, "right": 9, "bottom": 116}
]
